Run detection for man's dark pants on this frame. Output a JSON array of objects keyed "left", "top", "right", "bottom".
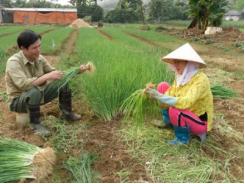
[{"left": 10, "top": 81, "right": 72, "bottom": 124}]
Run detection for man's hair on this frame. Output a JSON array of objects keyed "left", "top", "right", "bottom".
[{"left": 17, "top": 30, "right": 41, "bottom": 49}]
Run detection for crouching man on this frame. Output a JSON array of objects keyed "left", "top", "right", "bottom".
[{"left": 5, "top": 30, "right": 89, "bottom": 137}]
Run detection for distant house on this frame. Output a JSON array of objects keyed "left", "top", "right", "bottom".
[
  {"left": 1, "top": 8, "right": 77, "bottom": 25},
  {"left": 224, "top": 10, "right": 241, "bottom": 21}
]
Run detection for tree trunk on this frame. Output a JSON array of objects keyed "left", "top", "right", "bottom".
[{"left": 188, "top": 18, "right": 197, "bottom": 29}]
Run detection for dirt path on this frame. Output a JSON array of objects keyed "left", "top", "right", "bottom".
[
  {"left": 39, "top": 28, "right": 56, "bottom": 36},
  {"left": 97, "top": 28, "right": 113, "bottom": 40},
  {"left": 125, "top": 31, "right": 160, "bottom": 47}
]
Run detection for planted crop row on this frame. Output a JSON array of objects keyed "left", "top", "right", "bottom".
[
  {"left": 66, "top": 27, "right": 174, "bottom": 121},
  {"left": 116, "top": 25, "right": 183, "bottom": 50},
  {"left": 41, "top": 27, "right": 73, "bottom": 54},
  {"left": 0, "top": 25, "right": 56, "bottom": 51},
  {"left": 0, "top": 25, "right": 27, "bottom": 36}
]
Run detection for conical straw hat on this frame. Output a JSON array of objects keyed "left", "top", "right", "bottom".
[{"left": 162, "top": 43, "right": 206, "bottom": 67}]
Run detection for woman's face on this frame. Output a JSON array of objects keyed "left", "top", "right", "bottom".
[{"left": 172, "top": 60, "right": 187, "bottom": 75}]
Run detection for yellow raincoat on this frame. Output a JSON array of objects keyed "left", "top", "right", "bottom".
[{"left": 165, "top": 71, "right": 213, "bottom": 131}]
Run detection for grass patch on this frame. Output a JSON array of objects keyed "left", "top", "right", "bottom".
[
  {"left": 222, "top": 20, "right": 244, "bottom": 31},
  {"left": 0, "top": 91, "right": 8, "bottom": 102},
  {"left": 116, "top": 168, "right": 131, "bottom": 182},
  {"left": 232, "top": 70, "right": 244, "bottom": 80},
  {"left": 43, "top": 116, "right": 83, "bottom": 153},
  {"left": 119, "top": 119, "right": 243, "bottom": 182},
  {"left": 0, "top": 49, "right": 7, "bottom": 75},
  {"left": 119, "top": 123, "right": 215, "bottom": 182},
  {"left": 64, "top": 153, "right": 98, "bottom": 183},
  {"left": 211, "top": 84, "right": 237, "bottom": 99}
]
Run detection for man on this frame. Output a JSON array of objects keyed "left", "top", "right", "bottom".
[{"left": 5, "top": 30, "right": 89, "bottom": 136}]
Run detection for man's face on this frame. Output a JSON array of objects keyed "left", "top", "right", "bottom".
[{"left": 22, "top": 39, "right": 41, "bottom": 61}]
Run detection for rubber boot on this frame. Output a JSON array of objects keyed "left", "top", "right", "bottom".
[
  {"left": 28, "top": 105, "right": 50, "bottom": 137},
  {"left": 161, "top": 109, "right": 173, "bottom": 128},
  {"left": 198, "top": 133, "right": 207, "bottom": 143},
  {"left": 59, "top": 87, "right": 81, "bottom": 121},
  {"left": 168, "top": 126, "right": 190, "bottom": 145}
]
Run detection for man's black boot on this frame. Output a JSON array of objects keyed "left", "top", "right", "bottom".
[
  {"left": 59, "top": 87, "right": 81, "bottom": 121},
  {"left": 29, "top": 105, "right": 50, "bottom": 137}
]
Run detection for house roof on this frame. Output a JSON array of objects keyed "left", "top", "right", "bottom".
[
  {"left": 225, "top": 10, "right": 241, "bottom": 16},
  {"left": 3, "top": 8, "right": 77, "bottom": 12}
]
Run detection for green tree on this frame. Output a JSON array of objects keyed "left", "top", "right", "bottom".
[
  {"left": 0, "top": 0, "right": 13, "bottom": 7},
  {"left": 105, "top": 0, "right": 144, "bottom": 23},
  {"left": 148, "top": 0, "right": 173, "bottom": 22},
  {"left": 229, "top": 0, "right": 244, "bottom": 11},
  {"left": 90, "top": 5, "right": 103, "bottom": 21},
  {"left": 174, "top": 0, "right": 189, "bottom": 20},
  {"left": 11, "top": 0, "right": 67, "bottom": 8},
  {"left": 188, "top": 0, "right": 228, "bottom": 30},
  {"left": 74, "top": 0, "right": 103, "bottom": 21}
]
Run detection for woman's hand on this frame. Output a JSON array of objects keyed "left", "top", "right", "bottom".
[{"left": 144, "top": 82, "right": 155, "bottom": 95}]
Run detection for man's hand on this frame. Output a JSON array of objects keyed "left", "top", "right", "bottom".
[
  {"left": 32, "top": 70, "right": 63, "bottom": 86},
  {"left": 47, "top": 70, "right": 63, "bottom": 80}
]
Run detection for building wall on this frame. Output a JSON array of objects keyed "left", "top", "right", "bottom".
[
  {"left": 13, "top": 11, "right": 77, "bottom": 24},
  {"left": 224, "top": 15, "right": 240, "bottom": 21}
]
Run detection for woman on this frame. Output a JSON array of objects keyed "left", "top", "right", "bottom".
[{"left": 146, "top": 43, "right": 213, "bottom": 144}]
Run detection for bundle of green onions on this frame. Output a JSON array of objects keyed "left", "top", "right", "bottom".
[
  {"left": 120, "top": 88, "right": 159, "bottom": 126},
  {"left": 0, "top": 138, "right": 56, "bottom": 182},
  {"left": 53, "top": 62, "right": 95, "bottom": 91},
  {"left": 211, "top": 84, "right": 237, "bottom": 99}
]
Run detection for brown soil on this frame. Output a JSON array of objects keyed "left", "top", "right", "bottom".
[
  {"left": 69, "top": 19, "right": 92, "bottom": 29},
  {"left": 97, "top": 29, "right": 113, "bottom": 40},
  {"left": 39, "top": 28, "right": 56, "bottom": 36},
  {"left": 178, "top": 27, "right": 243, "bottom": 43},
  {"left": 83, "top": 120, "right": 151, "bottom": 182},
  {"left": 60, "top": 29, "right": 78, "bottom": 55},
  {"left": 166, "top": 27, "right": 244, "bottom": 53}
]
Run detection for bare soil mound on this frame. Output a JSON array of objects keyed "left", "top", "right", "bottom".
[{"left": 69, "top": 19, "right": 92, "bottom": 29}]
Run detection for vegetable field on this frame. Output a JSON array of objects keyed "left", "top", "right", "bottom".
[{"left": 0, "top": 23, "right": 243, "bottom": 183}]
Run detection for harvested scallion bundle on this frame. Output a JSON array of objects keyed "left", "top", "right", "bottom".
[
  {"left": 211, "top": 84, "right": 237, "bottom": 99},
  {"left": 49, "top": 62, "right": 96, "bottom": 92},
  {"left": 120, "top": 89, "right": 159, "bottom": 127},
  {"left": 0, "top": 138, "right": 56, "bottom": 182}
]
